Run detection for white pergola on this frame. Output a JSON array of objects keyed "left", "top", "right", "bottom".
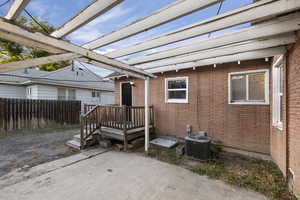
[{"left": 1, "top": 0, "right": 300, "bottom": 151}]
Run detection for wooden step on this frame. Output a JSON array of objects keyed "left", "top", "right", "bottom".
[
  {"left": 73, "top": 134, "right": 81, "bottom": 143},
  {"left": 66, "top": 140, "right": 81, "bottom": 150}
]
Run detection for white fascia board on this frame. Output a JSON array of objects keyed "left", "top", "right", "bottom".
[
  {"left": 82, "top": 0, "right": 221, "bottom": 49},
  {"left": 137, "top": 33, "right": 295, "bottom": 69},
  {"left": 51, "top": 0, "right": 123, "bottom": 38},
  {"left": 146, "top": 47, "right": 286, "bottom": 73},
  {"left": 106, "top": 0, "right": 300, "bottom": 58},
  {"left": 127, "top": 12, "right": 300, "bottom": 65}
]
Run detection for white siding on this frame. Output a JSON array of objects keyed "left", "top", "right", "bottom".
[
  {"left": 0, "top": 84, "right": 26, "bottom": 99},
  {"left": 76, "top": 89, "right": 114, "bottom": 105},
  {"left": 26, "top": 85, "right": 39, "bottom": 99},
  {"left": 36, "top": 85, "right": 57, "bottom": 100},
  {"left": 101, "top": 92, "right": 115, "bottom": 105}
]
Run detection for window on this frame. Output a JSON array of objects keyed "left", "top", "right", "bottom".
[
  {"left": 26, "top": 87, "right": 31, "bottom": 96},
  {"left": 58, "top": 88, "right": 66, "bottom": 100},
  {"left": 272, "top": 56, "right": 284, "bottom": 130},
  {"left": 68, "top": 89, "right": 76, "bottom": 100},
  {"left": 57, "top": 88, "right": 76, "bottom": 100},
  {"left": 228, "top": 69, "right": 269, "bottom": 105},
  {"left": 165, "top": 77, "right": 188, "bottom": 103},
  {"left": 92, "top": 91, "right": 101, "bottom": 98}
]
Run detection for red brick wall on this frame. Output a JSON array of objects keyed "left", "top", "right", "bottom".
[
  {"left": 270, "top": 55, "right": 287, "bottom": 175},
  {"left": 286, "top": 32, "right": 300, "bottom": 196},
  {"left": 115, "top": 60, "right": 271, "bottom": 154}
]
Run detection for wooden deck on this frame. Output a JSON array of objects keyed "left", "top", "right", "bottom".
[
  {"left": 80, "top": 105, "right": 154, "bottom": 150},
  {"left": 101, "top": 125, "right": 154, "bottom": 141}
]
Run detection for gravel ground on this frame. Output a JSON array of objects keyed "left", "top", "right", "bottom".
[{"left": 0, "top": 129, "right": 79, "bottom": 177}]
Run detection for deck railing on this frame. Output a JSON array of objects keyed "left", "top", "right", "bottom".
[{"left": 80, "top": 105, "right": 154, "bottom": 149}]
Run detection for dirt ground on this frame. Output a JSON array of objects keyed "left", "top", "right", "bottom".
[{"left": 0, "top": 128, "right": 79, "bottom": 177}]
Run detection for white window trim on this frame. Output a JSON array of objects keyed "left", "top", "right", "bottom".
[
  {"left": 228, "top": 69, "right": 269, "bottom": 105},
  {"left": 272, "top": 55, "right": 284, "bottom": 131},
  {"left": 165, "top": 77, "right": 189, "bottom": 104}
]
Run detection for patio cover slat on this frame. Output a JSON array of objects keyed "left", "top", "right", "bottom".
[
  {"left": 0, "top": 18, "right": 154, "bottom": 79},
  {"left": 0, "top": 53, "right": 80, "bottom": 72},
  {"left": 82, "top": 0, "right": 222, "bottom": 49},
  {"left": 106, "top": 0, "right": 300, "bottom": 58},
  {"left": 5, "top": 0, "right": 30, "bottom": 20},
  {"left": 127, "top": 12, "right": 300, "bottom": 65},
  {"left": 51, "top": 0, "right": 124, "bottom": 38},
  {"left": 136, "top": 34, "right": 295, "bottom": 70}
]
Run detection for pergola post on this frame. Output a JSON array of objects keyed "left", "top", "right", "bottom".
[{"left": 144, "top": 77, "right": 150, "bottom": 152}]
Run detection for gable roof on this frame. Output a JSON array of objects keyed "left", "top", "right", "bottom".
[
  {"left": 104, "top": 72, "right": 126, "bottom": 80},
  {"left": 0, "top": 66, "right": 114, "bottom": 91},
  {"left": 0, "top": 67, "right": 49, "bottom": 83}
]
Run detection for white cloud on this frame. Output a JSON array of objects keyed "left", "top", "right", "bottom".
[
  {"left": 69, "top": 29, "right": 103, "bottom": 44},
  {"left": 28, "top": 1, "right": 48, "bottom": 18},
  {"left": 88, "top": 6, "right": 132, "bottom": 27}
]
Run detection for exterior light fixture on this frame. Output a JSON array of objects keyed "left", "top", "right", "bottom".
[{"left": 130, "top": 81, "right": 135, "bottom": 86}]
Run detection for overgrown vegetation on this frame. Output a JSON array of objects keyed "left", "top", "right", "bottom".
[
  {"left": 0, "top": 16, "right": 70, "bottom": 71},
  {"left": 145, "top": 145, "right": 297, "bottom": 200}
]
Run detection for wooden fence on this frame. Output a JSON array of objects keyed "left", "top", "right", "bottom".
[{"left": 0, "top": 98, "right": 81, "bottom": 132}]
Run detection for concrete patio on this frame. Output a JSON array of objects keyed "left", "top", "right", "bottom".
[{"left": 0, "top": 150, "right": 267, "bottom": 200}]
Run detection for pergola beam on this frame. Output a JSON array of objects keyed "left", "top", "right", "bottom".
[
  {"left": 127, "top": 12, "right": 300, "bottom": 65},
  {"left": 106, "top": 0, "right": 300, "bottom": 58},
  {"left": 146, "top": 47, "right": 286, "bottom": 73},
  {"left": 0, "top": 53, "right": 80, "bottom": 72},
  {"left": 51, "top": 0, "right": 124, "bottom": 38},
  {"left": 82, "top": 0, "right": 221, "bottom": 49},
  {"left": 0, "top": 18, "right": 154, "bottom": 79},
  {"left": 137, "top": 33, "right": 295, "bottom": 70},
  {"left": 0, "top": 30, "right": 65, "bottom": 53},
  {"left": 78, "top": 57, "right": 145, "bottom": 79},
  {"left": 5, "top": 0, "right": 30, "bottom": 20}
]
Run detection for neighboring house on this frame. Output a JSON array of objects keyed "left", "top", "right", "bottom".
[
  {"left": 0, "top": 65, "right": 115, "bottom": 112},
  {"left": 107, "top": 32, "right": 300, "bottom": 194}
]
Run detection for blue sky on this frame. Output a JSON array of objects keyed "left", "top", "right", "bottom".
[{"left": 0, "top": 0, "right": 253, "bottom": 76}]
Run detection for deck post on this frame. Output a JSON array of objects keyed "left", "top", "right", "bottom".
[
  {"left": 123, "top": 105, "right": 128, "bottom": 151},
  {"left": 145, "top": 77, "right": 150, "bottom": 152},
  {"left": 80, "top": 115, "right": 84, "bottom": 150}
]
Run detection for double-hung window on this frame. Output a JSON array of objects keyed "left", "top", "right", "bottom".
[
  {"left": 165, "top": 77, "right": 188, "bottom": 103},
  {"left": 57, "top": 88, "right": 76, "bottom": 100},
  {"left": 58, "top": 88, "right": 67, "bottom": 100},
  {"left": 272, "top": 56, "right": 284, "bottom": 130},
  {"left": 228, "top": 69, "right": 269, "bottom": 105},
  {"left": 92, "top": 91, "right": 101, "bottom": 99}
]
